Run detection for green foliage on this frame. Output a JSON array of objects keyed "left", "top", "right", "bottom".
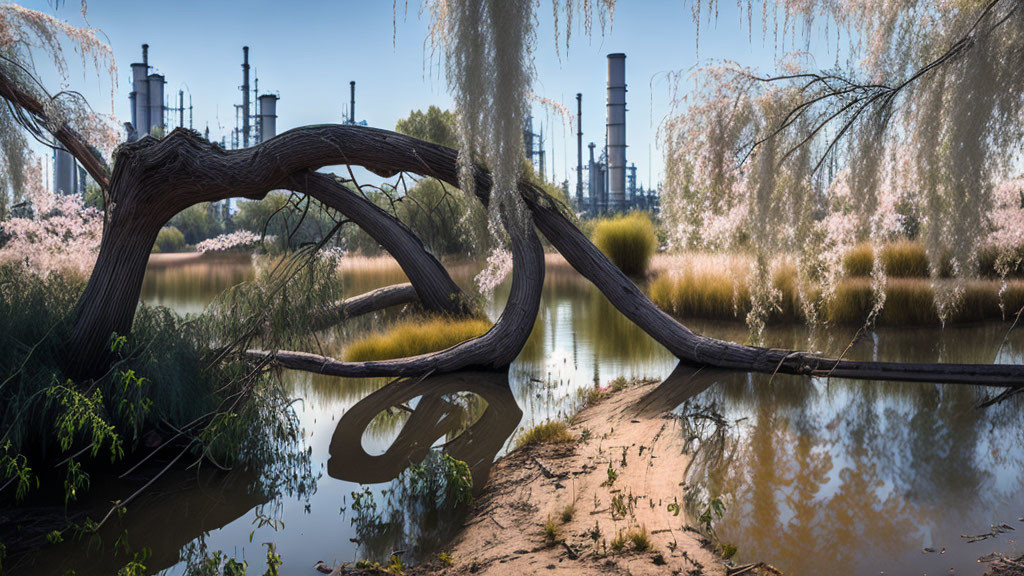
[
  {"left": 514, "top": 421, "right": 575, "bottom": 449},
  {"left": 342, "top": 317, "right": 492, "bottom": 362},
  {"left": 153, "top": 226, "right": 186, "bottom": 253},
  {"left": 395, "top": 106, "right": 459, "bottom": 149},
  {"left": 233, "top": 192, "right": 353, "bottom": 254},
  {"left": 697, "top": 497, "right": 727, "bottom": 536},
  {"left": 0, "top": 260, "right": 308, "bottom": 519},
  {"left": 592, "top": 212, "right": 658, "bottom": 276},
  {"left": 395, "top": 177, "right": 488, "bottom": 256},
  {"left": 346, "top": 451, "right": 474, "bottom": 563},
  {"left": 169, "top": 203, "right": 224, "bottom": 245},
  {"left": 263, "top": 543, "right": 282, "bottom": 576},
  {"left": 437, "top": 552, "right": 454, "bottom": 567}
]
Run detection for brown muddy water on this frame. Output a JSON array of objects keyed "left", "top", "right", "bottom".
[{"left": 35, "top": 253, "right": 1024, "bottom": 575}]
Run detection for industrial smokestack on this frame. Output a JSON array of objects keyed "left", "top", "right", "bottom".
[
  {"left": 576, "top": 93, "right": 583, "bottom": 209},
  {"left": 588, "top": 142, "right": 605, "bottom": 213},
  {"left": 350, "top": 81, "right": 356, "bottom": 124},
  {"left": 129, "top": 45, "right": 149, "bottom": 140},
  {"left": 242, "top": 47, "right": 250, "bottom": 147},
  {"left": 53, "top": 147, "right": 76, "bottom": 195},
  {"left": 258, "top": 94, "right": 278, "bottom": 142},
  {"left": 147, "top": 72, "right": 164, "bottom": 134},
  {"left": 606, "top": 53, "right": 626, "bottom": 213}
]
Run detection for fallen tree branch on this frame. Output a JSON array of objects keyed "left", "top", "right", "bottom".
[{"left": 310, "top": 282, "right": 418, "bottom": 331}]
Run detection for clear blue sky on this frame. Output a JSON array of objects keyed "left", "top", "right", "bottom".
[{"left": 25, "top": 0, "right": 796, "bottom": 189}]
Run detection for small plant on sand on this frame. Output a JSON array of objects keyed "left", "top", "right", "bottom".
[
  {"left": 576, "top": 386, "right": 604, "bottom": 407},
  {"left": 437, "top": 552, "right": 454, "bottom": 567},
  {"left": 720, "top": 543, "right": 738, "bottom": 560},
  {"left": 629, "top": 526, "right": 651, "bottom": 551},
  {"left": 605, "top": 461, "right": 619, "bottom": 486},
  {"left": 514, "top": 421, "right": 575, "bottom": 449},
  {"left": 543, "top": 517, "right": 559, "bottom": 544},
  {"left": 609, "top": 376, "right": 629, "bottom": 392},
  {"left": 610, "top": 526, "right": 651, "bottom": 553},
  {"left": 611, "top": 493, "right": 630, "bottom": 519},
  {"left": 610, "top": 531, "right": 627, "bottom": 552},
  {"left": 560, "top": 504, "right": 575, "bottom": 523},
  {"left": 592, "top": 212, "right": 658, "bottom": 276}
]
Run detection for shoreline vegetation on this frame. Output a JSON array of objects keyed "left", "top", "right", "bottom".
[{"left": 154, "top": 244, "right": 1024, "bottom": 330}]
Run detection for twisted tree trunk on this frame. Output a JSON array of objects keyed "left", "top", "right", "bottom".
[
  {"left": 59, "top": 124, "right": 1023, "bottom": 384},
  {"left": 65, "top": 129, "right": 471, "bottom": 378}
]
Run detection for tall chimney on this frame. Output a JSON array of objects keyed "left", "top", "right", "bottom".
[
  {"left": 350, "top": 81, "right": 356, "bottom": 124},
  {"left": 576, "top": 93, "right": 583, "bottom": 209},
  {"left": 606, "top": 53, "right": 626, "bottom": 213},
  {"left": 242, "top": 47, "right": 250, "bottom": 147}
]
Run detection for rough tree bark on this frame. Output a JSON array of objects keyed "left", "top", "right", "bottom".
[
  {"left": 62, "top": 129, "right": 470, "bottom": 377},
  {"left": 50, "top": 123, "right": 1023, "bottom": 384}
]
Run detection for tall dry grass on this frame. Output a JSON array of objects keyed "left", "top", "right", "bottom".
[
  {"left": 342, "top": 317, "right": 492, "bottom": 362},
  {"left": 650, "top": 252, "right": 1024, "bottom": 325},
  {"left": 592, "top": 212, "right": 658, "bottom": 277}
]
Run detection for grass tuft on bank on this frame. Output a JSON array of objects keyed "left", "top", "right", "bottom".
[
  {"left": 342, "top": 317, "right": 492, "bottom": 362},
  {"left": 593, "top": 212, "right": 658, "bottom": 277},
  {"left": 514, "top": 421, "right": 575, "bottom": 449}
]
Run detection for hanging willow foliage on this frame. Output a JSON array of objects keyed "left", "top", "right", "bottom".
[
  {"left": 664, "top": 0, "right": 1024, "bottom": 327},
  {"left": 425, "top": 0, "right": 615, "bottom": 238}
]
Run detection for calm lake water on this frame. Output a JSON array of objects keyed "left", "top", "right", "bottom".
[{"left": 33, "top": 253, "right": 1024, "bottom": 575}]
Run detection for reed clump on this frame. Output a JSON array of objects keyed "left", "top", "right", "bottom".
[
  {"left": 342, "top": 317, "right": 492, "bottom": 362},
  {"left": 843, "top": 243, "right": 875, "bottom": 277},
  {"left": 514, "top": 421, "right": 575, "bottom": 449},
  {"left": 650, "top": 252, "right": 1024, "bottom": 325},
  {"left": 592, "top": 212, "right": 658, "bottom": 277},
  {"left": 880, "top": 240, "right": 930, "bottom": 278},
  {"left": 648, "top": 254, "right": 802, "bottom": 323}
]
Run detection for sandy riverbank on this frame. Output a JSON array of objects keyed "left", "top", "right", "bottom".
[{"left": 407, "top": 370, "right": 778, "bottom": 576}]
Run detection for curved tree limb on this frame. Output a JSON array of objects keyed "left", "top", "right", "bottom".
[
  {"left": 310, "top": 282, "right": 418, "bottom": 331},
  {"left": 248, "top": 206, "right": 544, "bottom": 378},
  {"left": 285, "top": 171, "right": 470, "bottom": 317}
]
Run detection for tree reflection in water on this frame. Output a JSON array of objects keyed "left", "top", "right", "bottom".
[
  {"left": 684, "top": 370, "right": 1024, "bottom": 576},
  {"left": 328, "top": 371, "right": 521, "bottom": 564}
]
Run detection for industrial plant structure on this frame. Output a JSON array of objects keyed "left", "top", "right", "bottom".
[{"left": 575, "top": 53, "right": 660, "bottom": 216}]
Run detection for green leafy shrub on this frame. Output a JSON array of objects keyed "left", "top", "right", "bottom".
[
  {"left": 593, "top": 212, "right": 658, "bottom": 276},
  {"left": 153, "top": 226, "right": 186, "bottom": 253}
]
